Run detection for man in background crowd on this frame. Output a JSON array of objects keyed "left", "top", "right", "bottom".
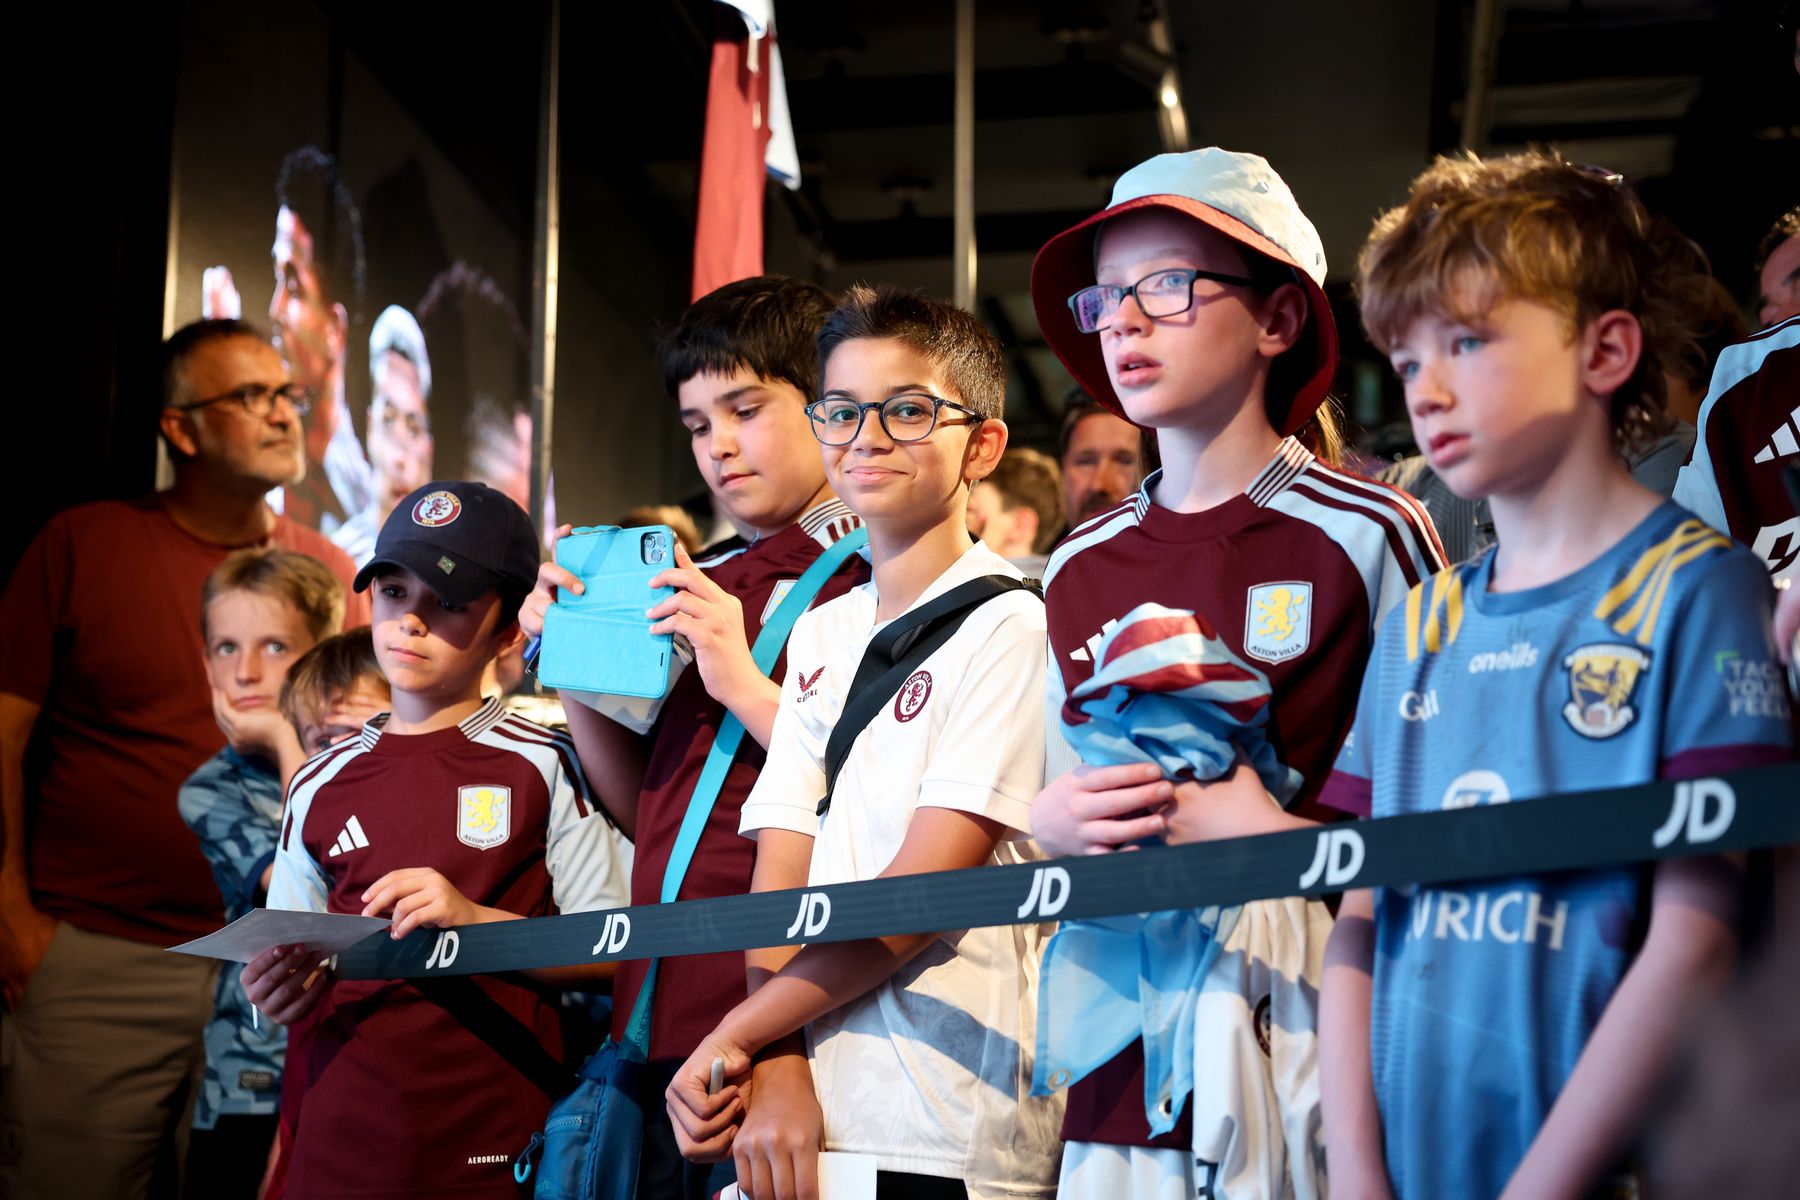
[
  {"left": 1058, "top": 400, "right": 1145, "bottom": 535},
  {"left": 0, "top": 319, "right": 364, "bottom": 1199}
]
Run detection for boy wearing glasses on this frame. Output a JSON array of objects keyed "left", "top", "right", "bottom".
[
  {"left": 1025, "top": 149, "right": 1442, "bottom": 1199},
  {"left": 665, "top": 285, "right": 1063, "bottom": 1200}
]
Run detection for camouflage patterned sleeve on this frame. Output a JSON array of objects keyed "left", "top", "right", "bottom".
[{"left": 178, "top": 750, "right": 286, "bottom": 919}]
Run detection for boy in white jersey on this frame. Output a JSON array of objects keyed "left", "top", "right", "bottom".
[
  {"left": 1320, "top": 151, "right": 1793, "bottom": 1199},
  {"left": 665, "top": 285, "right": 1063, "bottom": 1199}
]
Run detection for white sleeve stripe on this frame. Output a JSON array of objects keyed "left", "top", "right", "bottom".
[
  {"left": 269, "top": 741, "right": 369, "bottom": 912},
  {"left": 1309, "top": 460, "right": 1441, "bottom": 540},
  {"left": 1266, "top": 486, "right": 1421, "bottom": 631},
  {"left": 282, "top": 742, "right": 369, "bottom": 850},
  {"left": 493, "top": 718, "right": 593, "bottom": 807},
  {"left": 1290, "top": 467, "right": 1445, "bottom": 580},
  {"left": 1043, "top": 507, "right": 1142, "bottom": 589},
  {"left": 288, "top": 738, "right": 364, "bottom": 797}
]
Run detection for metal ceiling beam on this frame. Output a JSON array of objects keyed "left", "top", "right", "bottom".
[{"left": 953, "top": 0, "right": 976, "bottom": 308}]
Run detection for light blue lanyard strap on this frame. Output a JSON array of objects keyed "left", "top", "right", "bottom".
[{"left": 625, "top": 525, "right": 867, "bottom": 1054}]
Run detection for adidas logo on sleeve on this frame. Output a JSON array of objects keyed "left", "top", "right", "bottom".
[{"left": 327, "top": 814, "right": 371, "bottom": 857}]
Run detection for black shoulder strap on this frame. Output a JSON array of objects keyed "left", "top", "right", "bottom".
[{"left": 817, "top": 574, "right": 1041, "bottom": 817}]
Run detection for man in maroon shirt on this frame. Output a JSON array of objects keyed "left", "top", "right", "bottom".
[
  {"left": 520, "top": 276, "right": 867, "bottom": 1200},
  {"left": 0, "top": 318, "right": 366, "bottom": 1199}
]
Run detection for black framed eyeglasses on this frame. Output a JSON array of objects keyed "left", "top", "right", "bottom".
[
  {"left": 805, "top": 393, "right": 983, "bottom": 446},
  {"left": 1067, "top": 267, "right": 1256, "bottom": 334},
  {"left": 179, "top": 383, "right": 315, "bottom": 420}
]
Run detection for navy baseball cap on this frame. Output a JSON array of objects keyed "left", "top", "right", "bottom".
[{"left": 353, "top": 481, "right": 539, "bottom": 607}]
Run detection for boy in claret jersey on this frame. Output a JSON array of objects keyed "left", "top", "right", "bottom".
[{"left": 244, "top": 481, "right": 628, "bottom": 1199}]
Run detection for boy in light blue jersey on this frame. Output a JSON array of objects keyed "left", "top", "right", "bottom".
[{"left": 1318, "top": 152, "right": 1793, "bottom": 1200}]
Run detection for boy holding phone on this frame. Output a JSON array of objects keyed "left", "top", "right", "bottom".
[
  {"left": 665, "top": 284, "right": 1062, "bottom": 1200},
  {"left": 242, "top": 480, "right": 629, "bottom": 1199},
  {"left": 518, "top": 275, "right": 869, "bottom": 1198}
]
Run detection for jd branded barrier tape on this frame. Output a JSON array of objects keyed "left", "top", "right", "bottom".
[{"left": 337, "top": 765, "right": 1798, "bottom": 980}]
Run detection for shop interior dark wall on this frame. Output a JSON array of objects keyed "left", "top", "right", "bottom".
[{"left": 11, "top": 11, "right": 178, "bottom": 579}]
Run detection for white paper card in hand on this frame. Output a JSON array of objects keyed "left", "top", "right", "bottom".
[
  {"left": 165, "top": 909, "right": 390, "bottom": 963},
  {"left": 817, "top": 1152, "right": 877, "bottom": 1199}
]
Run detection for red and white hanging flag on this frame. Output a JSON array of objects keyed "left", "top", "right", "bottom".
[{"left": 692, "top": 1, "right": 800, "bottom": 302}]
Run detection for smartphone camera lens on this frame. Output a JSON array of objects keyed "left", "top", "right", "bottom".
[{"left": 641, "top": 532, "right": 668, "bottom": 565}]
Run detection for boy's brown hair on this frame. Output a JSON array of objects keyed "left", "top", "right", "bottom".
[
  {"left": 280, "top": 627, "right": 389, "bottom": 737},
  {"left": 1356, "top": 150, "right": 1699, "bottom": 454},
  {"left": 817, "top": 284, "right": 1008, "bottom": 420},
  {"left": 659, "top": 274, "right": 838, "bottom": 401},
  {"left": 1754, "top": 205, "right": 1800, "bottom": 274},
  {"left": 980, "top": 448, "right": 1064, "bottom": 556},
  {"left": 201, "top": 547, "right": 345, "bottom": 642}
]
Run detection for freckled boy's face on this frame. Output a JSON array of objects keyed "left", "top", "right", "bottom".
[
  {"left": 1387, "top": 292, "right": 1592, "bottom": 501},
  {"left": 203, "top": 591, "right": 318, "bottom": 712}
]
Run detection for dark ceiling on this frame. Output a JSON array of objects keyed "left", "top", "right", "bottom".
[
  {"left": 15, "top": 0, "right": 1798, "bottom": 575},
  {"left": 318, "top": 0, "right": 1800, "bottom": 448}
]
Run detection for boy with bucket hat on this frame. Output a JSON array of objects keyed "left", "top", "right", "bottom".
[{"left": 1027, "top": 149, "right": 1443, "bottom": 1198}]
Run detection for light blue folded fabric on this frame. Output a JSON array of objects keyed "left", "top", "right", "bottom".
[{"left": 1033, "top": 603, "right": 1297, "bottom": 1135}]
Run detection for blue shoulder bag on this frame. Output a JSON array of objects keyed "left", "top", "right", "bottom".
[{"left": 515, "top": 528, "right": 867, "bottom": 1199}]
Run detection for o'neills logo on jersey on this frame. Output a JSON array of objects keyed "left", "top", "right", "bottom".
[
  {"left": 893, "top": 669, "right": 932, "bottom": 722},
  {"left": 1562, "top": 643, "right": 1651, "bottom": 739},
  {"left": 1467, "top": 642, "right": 1539, "bottom": 673},
  {"left": 412, "top": 490, "right": 462, "bottom": 527},
  {"left": 1243, "top": 581, "right": 1311, "bottom": 664},
  {"left": 456, "top": 784, "right": 511, "bottom": 850}
]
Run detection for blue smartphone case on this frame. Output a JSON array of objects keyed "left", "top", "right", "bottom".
[{"left": 538, "top": 525, "right": 679, "bottom": 700}]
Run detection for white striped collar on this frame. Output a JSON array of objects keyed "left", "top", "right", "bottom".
[
  {"left": 1121, "top": 435, "right": 1312, "bottom": 517},
  {"left": 359, "top": 695, "right": 508, "bottom": 747},
  {"left": 458, "top": 696, "right": 510, "bottom": 738},
  {"left": 1245, "top": 437, "right": 1315, "bottom": 507}
]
